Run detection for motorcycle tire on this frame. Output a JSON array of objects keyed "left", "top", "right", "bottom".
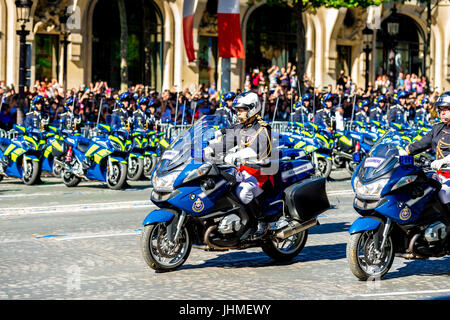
[
  {"left": 141, "top": 223, "right": 192, "bottom": 272},
  {"left": 261, "top": 230, "right": 308, "bottom": 262},
  {"left": 106, "top": 162, "right": 127, "bottom": 190},
  {"left": 22, "top": 160, "right": 40, "bottom": 185},
  {"left": 52, "top": 163, "right": 62, "bottom": 178},
  {"left": 346, "top": 231, "right": 395, "bottom": 281},
  {"left": 144, "top": 155, "right": 157, "bottom": 177},
  {"left": 127, "top": 157, "right": 144, "bottom": 181},
  {"left": 315, "top": 158, "right": 332, "bottom": 179},
  {"left": 346, "top": 161, "right": 358, "bottom": 175},
  {"left": 62, "top": 169, "right": 81, "bottom": 187}
]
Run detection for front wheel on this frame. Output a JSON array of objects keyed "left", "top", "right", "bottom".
[
  {"left": 346, "top": 160, "right": 359, "bottom": 175},
  {"left": 107, "top": 161, "right": 127, "bottom": 190},
  {"left": 61, "top": 169, "right": 81, "bottom": 187},
  {"left": 315, "top": 158, "right": 332, "bottom": 178},
  {"left": 141, "top": 223, "right": 192, "bottom": 272},
  {"left": 127, "top": 157, "right": 144, "bottom": 181},
  {"left": 22, "top": 159, "right": 40, "bottom": 185},
  {"left": 262, "top": 230, "right": 308, "bottom": 262},
  {"left": 346, "top": 231, "right": 395, "bottom": 281}
]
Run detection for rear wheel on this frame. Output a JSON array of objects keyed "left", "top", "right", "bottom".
[
  {"left": 262, "top": 230, "right": 308, "bottom": 262},
  {"left": 346, "top": 231, "right": 395, "bottom": 281},
  {"left": 61, "top": 169, "right": 81, "bottom": 187},
  {"left": 141, "top": 223, "right": 192, "bottom": 272}
]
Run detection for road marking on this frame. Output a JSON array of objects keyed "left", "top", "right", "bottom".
[
  {"left": 54, "top": 231, "right": 140, "bottom": 241},
  {"left": 0, "top": 201, "right": 155, "bottom": 216},
  {"left": 356, "top": 288, "right": 450, "bottom": 298}
]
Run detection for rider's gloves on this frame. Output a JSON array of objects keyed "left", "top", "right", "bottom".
[
  {"left": 224, "top": 147, "right": 258, "bottom": 166},
  {"left": 398, "top": 149, "right": 408, "bottom": 156},
  {"left": 204, "top": 146, "right": 215, "bottom": 160},
  {"left": 431, "top": 154, "right": 450, "bottom": 170}
]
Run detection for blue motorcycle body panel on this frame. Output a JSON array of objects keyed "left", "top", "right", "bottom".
[
  {"left": 142, "top": 210, "right": 175, "bottom": 226},
  {"left": 349, "top": 217, "right": 381, "bottom": 234}
]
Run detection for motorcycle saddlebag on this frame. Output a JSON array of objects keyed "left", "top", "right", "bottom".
[
  {"left": 51, "top": 139, "right": 68, "bottom": 158},
  {"left": 283, "top": 177, "right": 330, "bottom": 222}
]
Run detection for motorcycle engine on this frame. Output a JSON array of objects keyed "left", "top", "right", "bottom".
[
  {"left": 217, "top": 214, "right": 242, "bottom": 234},
  {"left": 424, "top": 222, "right": 448, "bottom": 243}
]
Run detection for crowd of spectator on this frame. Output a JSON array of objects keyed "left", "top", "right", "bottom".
[{"left": 0, "top": 65, "right": 445, "bottom": 131}]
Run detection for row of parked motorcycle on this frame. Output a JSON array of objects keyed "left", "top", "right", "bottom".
[
  {"left": 0, "top": 114, "right": 171, "bottom": 189},
  {"left": 276, "top": 118, "right": 435, "bottom": 179},
  {"left": 0, "top": 113, "right": 435, "bottom": 189}
]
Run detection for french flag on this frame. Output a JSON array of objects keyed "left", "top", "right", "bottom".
[
  {"left": 218, "top": 0, "right": 245, "bottom": 59},
  {"left": 183, "top": 0, "right": 196, "bottom": 62}
]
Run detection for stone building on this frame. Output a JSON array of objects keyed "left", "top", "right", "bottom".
[{"left": 1, "top": 0, "right": 449, "bottom": 93}]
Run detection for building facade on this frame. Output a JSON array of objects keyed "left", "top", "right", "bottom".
[{"left": 1, "top": 0, "right": 449, "bottom": 93}]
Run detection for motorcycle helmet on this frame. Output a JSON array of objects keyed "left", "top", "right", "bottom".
[
  {"left": 137, "top": 97, "right": 150, "bottom": 110},
  {"left": 223, "top": 92, "right": 236, "bottom": 101},
  {"left": 395, "top": 90, "right": 409, "bottom": 104},
  {"left": 31, "top": 95, "right": 46, "bottom": 111},
  {"left": 358, "top": 99, "right": 370, "bottom": 110},
  {"left": 436, "top": 92, "right": 450, "bottom": 109},
  {"left": 63, "top": 97, "right": 76, "bottom": 112},
  {"left": 321, "top": 93, "right": 333, "bottom": 109},
  {"left": 302, "top": 93, "right": 312, "bottom": 102},
  {"left": 232, "top": 92, "right": 261, "bottom": 120},
  {"left": 116, "top": 92, "right": 133, "bottom": 108}
]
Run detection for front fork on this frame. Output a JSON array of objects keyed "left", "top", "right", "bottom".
[
  {"left": 373, "top": 218, "right": 392, "bottom": 254},
  {"left": 167, "top": 211, "right": 187, "bottom": 243}
]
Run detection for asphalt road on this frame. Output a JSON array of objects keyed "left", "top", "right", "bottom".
[{"left": 1, "top": 169, "right": 450, "bottom": 301}]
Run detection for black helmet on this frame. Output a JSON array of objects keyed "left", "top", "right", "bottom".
[{"left": 436, "top": 92, "right": 450, "bottom": 109}]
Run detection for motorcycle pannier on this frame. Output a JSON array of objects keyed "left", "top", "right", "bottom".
[
  {"left": 284, "top": 177, "right": 330, "bottom": 222},
  {"left": 51, "top": 140, "right": 68, "bottom": 158}
]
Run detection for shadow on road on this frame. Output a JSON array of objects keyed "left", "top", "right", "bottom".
[
  {"left": 309, "top": 222, "right": 350, "bottom": 235},
  {"left": 179, "top": 242, "right": 347, "bottom": 271},
  {"left": 383, "top": 256, "right": 450, "bottom": 280}
]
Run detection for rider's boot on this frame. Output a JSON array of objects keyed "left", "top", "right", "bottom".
[{"left": 247, "top": 198, "right": 268, "bottom": 241}]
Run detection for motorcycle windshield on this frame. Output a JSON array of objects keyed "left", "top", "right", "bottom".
[
  {"left": 359, "top": 143, "right": 399, "bottom": 181},
  {"left": 23, "top": 114, "right": 41, "bottom": 130},
  {"left": 157, "top": 115, "right": 230, "bottom": 174},
  {"left": 105, "top": 114, "right": 123, "bottom": 130}
]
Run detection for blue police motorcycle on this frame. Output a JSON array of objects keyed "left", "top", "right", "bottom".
[
  {"left": 347, "top": 142, "right": 450, "bottom": 280},
  {"left": 58, "top": 115, "right": 130, "bottom": 189},
  {"left": 140, "top": 115, "right": 330, "bottom": 272}
]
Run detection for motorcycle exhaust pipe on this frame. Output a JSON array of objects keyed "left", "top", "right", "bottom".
[{"left": 275, "top": 218, "right": 318, "bottom": 240}]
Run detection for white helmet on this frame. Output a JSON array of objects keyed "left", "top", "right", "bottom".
[{"left": 232, "top": 92, "right": 261, "bottom": 119}]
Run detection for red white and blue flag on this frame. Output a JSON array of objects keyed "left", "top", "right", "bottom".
[
  {"left": 183, "top": 0, "right": 196, "bottom": 62},
  {"left": 218, "top": 0, "right": 245, "bottom": 59}
]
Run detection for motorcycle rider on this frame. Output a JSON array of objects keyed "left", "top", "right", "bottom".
[
  {"left": 113, "top": 92, "right": 133, "bottom": 129},
  {"left": 314, "top": 93, "right": 334, "bottom": 129},
  {"left": 355, "top": 99, "right": 370, "bottom": 123},
  {"left": 24, "top": 95, "right": 50, "bottom": 131},
  {"left": 293, "top": 97, "right": 310, "bottom": 123},
  {"left": 414, "top": 97, "right": 430, "bottom": 123},
  {"left": 215, "top": 92, "right": 237, "bottom": 124},
  {"left": 404, "top": 92, "right": 450, "bottom": 219},
  {"left": 388, "top": 90, "right": 408, "bottom": 125},
  {"left": 59, "top": 97, "right": 83, "bottom": 132},
  {"left": 369, "top": 95, "right": 387, "bottom": 122},
  {"left": 132, "top": 96, "right": 151, "bottom": 130},
  {"left": 205, "top": 91, "right": 273, "bottom": 240}
]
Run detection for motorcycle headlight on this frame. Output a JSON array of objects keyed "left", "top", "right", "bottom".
[
  {"left": 152, "top": 170, "right": 180, "bottom": 192},
  {"left": 353, "top": 176, "right": 389, "bottom": 198},
  {"left": 110, "top": 140, "right": 123, "bottom": 151}
]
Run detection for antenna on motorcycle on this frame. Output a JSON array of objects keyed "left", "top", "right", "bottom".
[
  {"left": 96, "top": 97, "right": 104, "bottom": 128},
  {"left": 272, "top": 96, "right": 279, "bottom": 123},
  {"left": 174, "top": 88, "right": 179, "bottom": 125}
]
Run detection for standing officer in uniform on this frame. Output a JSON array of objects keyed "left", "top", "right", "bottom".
[{"left": 388, "top": 90, "right": 408, "bottom": 125}]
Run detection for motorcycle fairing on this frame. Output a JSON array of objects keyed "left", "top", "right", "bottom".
[
  {"left": 348, "top": 217, "right": 381, "bottom": 234},
  {"left": 142, "top": 209, "right": 176, "bottom": 226}
]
